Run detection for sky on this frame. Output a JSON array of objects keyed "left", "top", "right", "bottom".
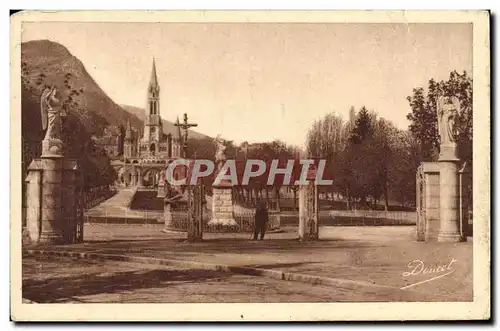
[{"left": 22, "top": 22, "right": 472, "bottom": 147}]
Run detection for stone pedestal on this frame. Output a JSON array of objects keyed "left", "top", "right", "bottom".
[
  {"left": 437, "top": 143, "right": 463, "bottom": 243},
  {"left": 25, "top": 157, "right": 80, "bottom": 245},
  {"left": 161, "top": 185, "right": 184, "bottom": 232},
  {"left": 157, "top": 183, "right": 166, "bottom": 199},
  {"left": 438, "top": 161, "right": 462, "bottom": 242},
  {"left": 208, "top": 186, "right": 237, "bottom": 227},
  {"left": 41, "top": 138, "right": 63, "bottom": 158},
  {"left": 298, "top": 181, "right": 319, "bottom": 240}
]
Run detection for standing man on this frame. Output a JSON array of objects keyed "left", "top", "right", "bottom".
[{"left": 253, "top": 200, "right": 269, "bottom": 240}]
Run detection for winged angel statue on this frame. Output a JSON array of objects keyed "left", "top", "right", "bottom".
[
  {"left": 436, "top": 96, "right": 461, "bottom": 145},
  {"left": 40, "top": 86, "right": 63, "bottom": 141}
]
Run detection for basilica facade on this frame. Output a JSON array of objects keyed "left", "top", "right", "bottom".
[{"left": 112, "top": 58, "right": 184, "bottom": 187}]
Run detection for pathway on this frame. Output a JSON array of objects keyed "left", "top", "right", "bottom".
[
  {"left": 23, "top": 255, "right": 438, "bottom": 303},
  {"left": 25, "top": 225, "right": 473, "bottom": 302}
]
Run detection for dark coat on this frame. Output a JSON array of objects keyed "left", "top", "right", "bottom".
[{"left": 254, "top": 205, "right": 269, "bottom": 226}]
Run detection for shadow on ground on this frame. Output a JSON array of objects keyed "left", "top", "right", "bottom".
[
  {"left": 43, "top": 237, "right": 380, "bottom": 259},
  {"left": 23, "top": 267, "right": 230, "bottom": 303}
]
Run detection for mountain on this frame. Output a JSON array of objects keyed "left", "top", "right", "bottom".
[
  {"left": 120, "top": 104, "right": 210, "bottom": 140},
  {"left": 21, "top": 39, "right": 143, "bottom": 135},
  {"left": 21, "top": 39, "right": 142, "bottom": 188}
]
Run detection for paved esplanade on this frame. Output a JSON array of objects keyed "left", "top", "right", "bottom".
[{"left": 24, "top": 225, "right": 472, "bottom": 302}]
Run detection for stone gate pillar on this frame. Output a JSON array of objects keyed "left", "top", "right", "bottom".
[
  {"left": 187, "top": 184, "right": 204, "bottom": 242},
  {"left": 438, "top": 152, "right": 462, "bottom": 243},
  {"left": 298, "top": 180, "right": 319, "bottom": 240},
  {"left": 459, "top": 163, "right": 472, "bottom": 237},
  {"left": 436, "top": 96, "right": 465, "bottom": 243},
  {"left": 163, "top": 201, "right": 173, "bottom": 231},
  {"left": 415, "top": 162, "right": 440, "bottom": 241},
  {"left": 25, "top": 157, "right": 79, "bottom": 245}
]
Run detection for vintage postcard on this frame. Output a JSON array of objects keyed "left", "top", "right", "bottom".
[{"left": 10, "top": 10, "right": 490, "bottom": 321}]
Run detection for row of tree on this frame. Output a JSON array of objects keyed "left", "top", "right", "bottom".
[
  {"left": 306, "top": 70, "right": 472, "bottom": 210},
  {"left": 307, "top": 106, "right": 419, "bottom": 209}
]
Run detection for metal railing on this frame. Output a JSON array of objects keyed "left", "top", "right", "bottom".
[
  {"left": 165, "top": 210, "right": 281, "bottom": 233},
  {"left": 82, "top": 185, "right": 117, "bottom": 211}
]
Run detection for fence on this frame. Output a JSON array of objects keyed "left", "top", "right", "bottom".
[
  {"left": 165, "top": 210, "right": 281, "bottom": 233},
  {"left": 326, "top": 210, "right": 416, "bottom": 226},
  {"left": 278, "top": 210, "right": 417, "bottom": 227}
]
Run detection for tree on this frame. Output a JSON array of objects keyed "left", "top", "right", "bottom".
[
  {"left": 350, "top": 106, "right": 373, "bottom": 144},
  {"left": 389, "top": 131, "right": 421, "bottom": 207},
  {"left": 306, "top": 112, "right": 345, "bottom": 199},
  {"left": 346, "top": 107, "right": 378, "bottom": 205},
  {"left": 372, "top": 118, "right": 396, "bottom": 210}
]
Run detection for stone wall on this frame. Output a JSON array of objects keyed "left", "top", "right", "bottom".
[{"left": 211, "top": 187, "right": 234, "bottom": 222}]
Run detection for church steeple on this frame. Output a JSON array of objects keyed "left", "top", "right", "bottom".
[
  {"left": 149, "top": 57, "right": 159, "bottom": 90},
  {"left": 142, "top": 57, "right": 162, "bottom": 149},
  {"left": 146, "top": 58, "right": 160, "bottom": 116}
]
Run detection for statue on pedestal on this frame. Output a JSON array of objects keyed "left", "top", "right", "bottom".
[
  {"left": 40, "top": 86, "right": 65, "bottom": 157},
  {"left": 214, "top": 134, "right": 228, "bottom": 167},
  {"left": 435, "top": 96, "right": 464, "bottom": 242},
  {"left": 25, "top": 86, "right": 79, "bottom": 245},
  {"left": 209, "top": 134, "right": 237, "bottom": 227}
]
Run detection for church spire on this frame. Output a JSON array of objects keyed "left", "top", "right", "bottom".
[
  {"left": 149, "top": 57, "right": 159, "bottom": 88},
  {"left": 125, "top": 119, "right": 132, "bottom": 140}
]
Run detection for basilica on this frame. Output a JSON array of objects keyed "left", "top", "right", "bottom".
[{"left": 110, "top": 59, "right": 184, "bottom": 187}]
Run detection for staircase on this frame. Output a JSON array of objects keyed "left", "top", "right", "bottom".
[
  {"left": 84, "top": 188, "right": 163, "bottom": 224},
  {"left": 129, "top": 190, "right": 164, "bottom": 211}
]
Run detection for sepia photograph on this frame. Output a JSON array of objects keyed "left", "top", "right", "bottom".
[{"left": 10, "top": 10, "right": 490, "bottom": 321}]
